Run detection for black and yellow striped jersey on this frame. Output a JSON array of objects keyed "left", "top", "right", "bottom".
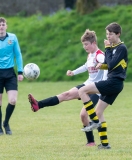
[{"left": 101, "top": 42, "right": 128, "bottom": 80}]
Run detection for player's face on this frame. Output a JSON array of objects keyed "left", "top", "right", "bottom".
[
  {"left": 106, "top": 30, "right": 120, "bottom": 44},
  {"left": 0, "top": 22, "right": 7, "bottom": 35},
  {"left": 82, "top": 41, "right": 96, "bottom": 53}
]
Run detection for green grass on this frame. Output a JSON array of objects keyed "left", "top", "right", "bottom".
[{"left": 0, "top": 81, "right": 132, "bottom": 160}]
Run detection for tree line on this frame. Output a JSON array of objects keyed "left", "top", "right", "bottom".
[{"left": 0, "top": 0, "right": 131, "bottom": 16}]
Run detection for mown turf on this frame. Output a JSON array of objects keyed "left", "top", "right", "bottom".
[{"left": 0, "top": 81, "right": 132, "bottom": 160}]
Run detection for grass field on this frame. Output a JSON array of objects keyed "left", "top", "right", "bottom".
[{"left": 0, "top": 81, "right": 132, "bottom": 160}]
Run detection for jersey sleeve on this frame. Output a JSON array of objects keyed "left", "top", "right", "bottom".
[
  {"left": 96, "top": 54, "right": 105, "bottom": 63},
  {"left": 96, "top": 52, "right": 108, "bottom": 70},
  {"left": 13, "top": 35, "right": 23, "bottom": 73},
  {"left": 72, "top": 63, "right": 87, "bottom": 75},
  {"left": 105, "top": 45, "right": 127, "bottom": 70}
]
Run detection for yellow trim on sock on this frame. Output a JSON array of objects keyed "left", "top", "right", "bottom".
[
  {"left": 84, "top": 101, "right": 93, "bottom": 109},
  {"left": 101, "top": 139, "right": 109, "bottom": 143},
  {"left": 88, "top": 108, "right": 95, "bottom": 115},
  {"left": 101, "top": 122, "right": 107, "bottom": 128},
  {"left": 92, "top": 116, "right": 99, "bottom": 120},
  {"left": 99, "top": 132, "right": 107, "bottom": 136}
]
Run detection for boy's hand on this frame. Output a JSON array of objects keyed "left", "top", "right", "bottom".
[
  {"left": 18, "top": 74, "right": 24, "bottom": 81},
  {"left": 66, "top": 70, "right": 74, "bottom": 76},
  {"left": 104, "top": 39, "right": 111, "bottom": 47},
  {"left": 96, "top": 63, "right": 102, "bottom": 69}
]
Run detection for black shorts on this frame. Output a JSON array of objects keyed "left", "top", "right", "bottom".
[
  {"left": 95, "top": 78, "right": 123, "bottom": 105},
  {"left": 76, "top": 84, "right": 99, "bottom": 107},
  {"left": 0, "top": 68, "right": 17, "bottom": 93},
  {"left": 76, "top": 84, "right": 85, "bottom": 90}
]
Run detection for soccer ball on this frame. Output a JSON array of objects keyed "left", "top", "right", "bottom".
[{"left": 23, "top": 63, "right": 40, "bottom": 80}]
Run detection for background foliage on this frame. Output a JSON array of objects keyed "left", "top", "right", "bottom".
[
  {"left": 4, "top": 5, "right": 132, "bottom": 82},
  {"left": 0, "top": 0, "right": 131, "bottom": 16}
]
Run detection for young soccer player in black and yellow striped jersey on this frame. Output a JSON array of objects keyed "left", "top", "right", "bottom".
[{"left": 79, "top": 22, "right": 128, "bottom": 149}]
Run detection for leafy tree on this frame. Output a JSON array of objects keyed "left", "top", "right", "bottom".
[{"left": 76, "top": 0, "right": 100, "bottom": 14}]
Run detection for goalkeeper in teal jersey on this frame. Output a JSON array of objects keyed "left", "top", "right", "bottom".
[{"left": 0, "top": 17, "right": 23, "bottom": 135}]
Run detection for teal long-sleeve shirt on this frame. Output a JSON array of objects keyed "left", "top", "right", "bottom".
[{"left": 0, "top": 32, "right": 23, "bottom": 73}]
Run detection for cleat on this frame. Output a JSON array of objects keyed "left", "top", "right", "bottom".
[
  {"left": 81, "top": 122, "right": 101, "bottom": 132},
  {"left": 86, "top": 142, "right": 96, "bottom": 147},
  {"left": 98, "top": 144, "right": 111, "bottom": 149},
  {"left": 28, "top": 94, "right": 39, "bottom": 112},
  {"left": 3, "top": 122, "right": 12, "bottom": 135},
  {"left": 0, "top": 128, "right": 4, "bottom": 135}
]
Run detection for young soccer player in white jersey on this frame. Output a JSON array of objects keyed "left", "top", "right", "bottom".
[{"left": 28, "top": 29, "right": 107, "bottom": 146}]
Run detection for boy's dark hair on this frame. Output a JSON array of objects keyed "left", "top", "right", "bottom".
[
  {"left": 0, "top": 17, "right": 7, "bottom": 23},
  {"left": 105, "top": 22, "right": 122, "bottom": 35},
  {"left": 81, "top": 29, "right": 97, "bottom": 43}
]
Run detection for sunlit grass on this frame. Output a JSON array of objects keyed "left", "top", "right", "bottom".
[{"left": 0, "top": 81, "right": 132, "bottom": 160}]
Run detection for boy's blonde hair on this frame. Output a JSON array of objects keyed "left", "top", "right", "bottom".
[{"left": 81, "top": 29, "right": 97, "bottom": 43}]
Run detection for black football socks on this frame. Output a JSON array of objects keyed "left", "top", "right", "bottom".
[
  {"left": 4, "top": 103, "right": 15, "bottom": 126},
  {"left": 38, "top": 96, "right": 59, "bottom": 108}
]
